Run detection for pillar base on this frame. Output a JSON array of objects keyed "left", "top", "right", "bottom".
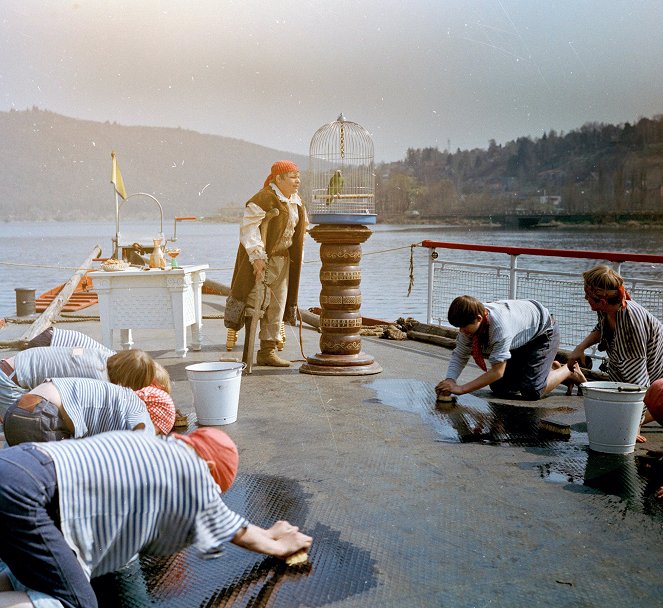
[{"left": 299, "top": 352, "right": 383, "bottom": 376}]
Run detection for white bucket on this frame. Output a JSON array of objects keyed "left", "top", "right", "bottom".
[
  {"left": 581, "top": 381, "right": 646, "bottom": 454},
  {"left": 186, "top": 362, "right": 246, "bottom": 425}
]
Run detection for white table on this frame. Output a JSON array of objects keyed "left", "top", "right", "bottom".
[{"left": 91, "top": 264, "right": 208, "bottom": 357}]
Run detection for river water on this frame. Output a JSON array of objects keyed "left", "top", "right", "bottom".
[{"left": 2, "top": 220, "right": 663, "bottom": 320}]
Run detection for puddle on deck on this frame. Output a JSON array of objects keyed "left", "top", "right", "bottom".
[
  {"left": 363, "top": 377, "right": 574, "bottom": 446},
  {"left": 93, "top": 474, "right": 378, "bottom": 607},
  {"left": 364, "top": 378, "right": 663, "bottom": 521}
]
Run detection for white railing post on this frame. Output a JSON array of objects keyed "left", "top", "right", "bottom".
[
  {"left": 509, "top": 254, "right": 518, "bottom": 299},
  {"left": 427, "top": 248, "right": 436, "bottom": 324}
]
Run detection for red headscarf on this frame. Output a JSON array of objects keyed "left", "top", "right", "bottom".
[
  {"left": 263, "top": 160, "right": 299, "bottom": 188},
  {"left": 173, "top": 428, "right": 239, "bottom": 492},
  {"left": 134, "top": 385, "right": 176, "bottom": 435}
]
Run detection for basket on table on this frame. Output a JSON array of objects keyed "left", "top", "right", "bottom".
[{"left": 100, "top": 259, "right": 129, "bottom": 272}]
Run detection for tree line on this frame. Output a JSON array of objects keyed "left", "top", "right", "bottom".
[{"left": 375, "top": 114, "right": 663, "bottom": 221}]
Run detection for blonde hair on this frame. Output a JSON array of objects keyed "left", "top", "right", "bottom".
[
  {"left": 106, "top": 349, "right": 156, "bottom": 391},
  {"left": 582, "top": 265, "right": 623, "bottom": 292},
  {"left": 153, "top": 362, "right": 172, "bottom": 394},
  {"left": 582, "top": 265, "right": 625, "bottom": 304}
]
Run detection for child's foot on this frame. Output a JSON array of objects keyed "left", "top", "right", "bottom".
[{"left": 560, "top": 364, "right": 586, "bottom": 395}]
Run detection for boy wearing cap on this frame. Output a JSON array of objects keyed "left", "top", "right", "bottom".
[
  {"left": 225, "top": 160, "right": 308, "bottom": 367},
  {"left": 2, "top": 377, "right": 175, "bottom": 445},
  {"left": 0, "top": 429, "right": 312, "bottom": 607}
]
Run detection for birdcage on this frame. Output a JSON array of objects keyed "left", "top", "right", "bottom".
[{"left": 308, "top": 114, "right": 376, "bottom": 224}]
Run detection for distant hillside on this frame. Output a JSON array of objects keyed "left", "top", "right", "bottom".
[
  {"left": 377, "top": 114, "right": 663, "bottom": 221},
  {"left": 0, "top": 108, "right": 308, "bottom": 221}
]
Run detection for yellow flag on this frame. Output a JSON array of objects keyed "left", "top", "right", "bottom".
[{"left": 110, "top": 151, "right": 127, "bottom": 200}]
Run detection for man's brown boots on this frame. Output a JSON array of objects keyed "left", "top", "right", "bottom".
[{"left": 256, "top": 340, "right": 290, "bottom": 367}]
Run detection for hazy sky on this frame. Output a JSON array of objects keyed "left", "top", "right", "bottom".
[{"left": 2, "top": 0, "right": 662, "bottom": 162}]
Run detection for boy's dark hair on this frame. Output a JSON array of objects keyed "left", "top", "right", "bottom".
[{"left": 447, "top": 295, "right": 485, "bottom": 327}]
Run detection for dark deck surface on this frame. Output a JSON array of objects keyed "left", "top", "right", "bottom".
[{"left": 2, "top": 298, "right": 663, "bottom": 608}]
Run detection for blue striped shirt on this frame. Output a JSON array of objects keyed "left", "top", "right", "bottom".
[
  {"left": 37, "top": 432, "right": 247, "bottom": 578},
  {"left": 51, "top": 328, "right": 114, "bottom": 356},
  {"left": 50, "top": 378, "right": 154, "bottom": 437},
  {"left": 15, "top": 347, "right": 109, "bottom": 389}
]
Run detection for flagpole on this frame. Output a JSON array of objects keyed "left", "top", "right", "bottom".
[{"left": 114, "top": 189, "right": 120, "bottom": 259}]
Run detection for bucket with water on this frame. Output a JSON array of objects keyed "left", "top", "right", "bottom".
[
  {"left": 581, "top": 381, "right": 647, "bottom": 454},
  {"left": 186, "top": 362, "right": 246, "bottom": 425}
]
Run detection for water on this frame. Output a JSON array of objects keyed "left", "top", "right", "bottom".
[{"left": 3, "top": 220, "right": 663, "bottom": 319}]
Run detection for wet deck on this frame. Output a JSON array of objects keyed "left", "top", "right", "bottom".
[{"left": 2, "top": 297, "right": 663, "bottom": 608}]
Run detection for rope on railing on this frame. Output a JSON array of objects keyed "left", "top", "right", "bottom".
[{"left": 0, "top": 242, "right": 418, "bottom": 275}]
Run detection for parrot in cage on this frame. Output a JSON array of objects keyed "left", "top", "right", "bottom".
[{"left": 326, "top": 169, "right": 344, "bottom": 205}]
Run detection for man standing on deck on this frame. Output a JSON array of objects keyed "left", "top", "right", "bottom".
[
  {"left": 224, "top": 161, "right": 307, "bottom": 367},
  {"left": 436, "top": 295, "right": 586, "bottom": 400}
]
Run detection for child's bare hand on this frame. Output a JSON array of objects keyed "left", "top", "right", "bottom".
[
  {"left": 436, "top": 379, "right": 459, "bottom": 395},
  {"left": 275, "top": 529, "right": 312, "bottom": 558},
  {"left": 268, "top": 520, "right": 299, "bottom": 540}
]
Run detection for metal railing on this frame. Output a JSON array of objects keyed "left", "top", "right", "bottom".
[{"left": 421, "top": 240, "right": 663, "bottom": 357}]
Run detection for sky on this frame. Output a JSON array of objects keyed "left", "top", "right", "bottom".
[{"left": 1, "top": 0, "right": 663, "bottom": 162}]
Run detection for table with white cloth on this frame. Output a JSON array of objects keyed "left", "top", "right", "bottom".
[{"left": 91, "top": 264, "right": 208, "bottom": 357}]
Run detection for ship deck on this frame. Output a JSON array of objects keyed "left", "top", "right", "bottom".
[{"left": 1, "top": 296, "right": 662, "bottom": 608}]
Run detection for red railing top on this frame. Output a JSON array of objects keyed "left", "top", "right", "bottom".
[{"left": 420, "top": 240, "right": 663, "bottom": 264}]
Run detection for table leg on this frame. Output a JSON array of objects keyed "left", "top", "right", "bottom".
[
  {"left": 190, "top": 270, "right": 206, "bottom": 351},
  {"left": 120, "top": 329, "right": 134, "bottom": 350},
  {"left": 169, "top": 286, "right": 189, "bottom": 358}
]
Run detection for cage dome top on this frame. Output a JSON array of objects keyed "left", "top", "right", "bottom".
[{"left": 309, "top": 113, "right": 374, "bottom": 162}]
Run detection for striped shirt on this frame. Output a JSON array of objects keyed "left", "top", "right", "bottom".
[
  {"left": 14, "top": 347, "right": 109, "bottom": 389},
  {"left": 446, "top": 300, "right": 552, "bottom": 381},
  {"left": 50, "top": 377, "right": 154, "bottom": 437},
  {"left": 595, "top": 300, "right": 663, "bottom": 386},
  {"left": 51, "top": 328, "right": 115, "bottom": 356},
  {"left": 36, "top": 431, "right": 248, "bottom": 579}
]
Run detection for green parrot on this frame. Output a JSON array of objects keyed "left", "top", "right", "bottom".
[{"left": 326, "top": 169, "right": 344, "bottom": 205}]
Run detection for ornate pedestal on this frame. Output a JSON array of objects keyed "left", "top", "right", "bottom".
[{"left": 300, "top": 224, "right": 382, "bottom": 376}]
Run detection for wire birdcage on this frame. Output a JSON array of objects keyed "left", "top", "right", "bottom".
[{"left": 308, "top": 114, "right": 376, "bottom": 224}]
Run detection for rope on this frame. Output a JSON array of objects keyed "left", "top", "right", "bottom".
[
  {"left": 0, "top": 243, "right": 418, "bottom": 274},
  {"left": 407, "top": 242, "right": 425, "bottom": 296},
  {"left": 296, "top": 306, "right": 307, "bottom": 362}
]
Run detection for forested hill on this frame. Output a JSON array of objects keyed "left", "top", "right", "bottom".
[
  {"left": 377, "top": 114, "right": 663, "bottom": 221},
  {"left": 0, "top": 108, "right": 308, "bottom": 221}
]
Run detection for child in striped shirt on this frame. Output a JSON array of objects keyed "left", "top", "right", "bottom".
[
  {"left": 3, "top": 377, "right": 175, "bottom": 444},
  {"left": 0, "top": 429, "right": 312, "bottom": 607}
]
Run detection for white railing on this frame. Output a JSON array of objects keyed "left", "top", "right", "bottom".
[{"left": 421, "top": 240, "right": 663, "bottom": 357}]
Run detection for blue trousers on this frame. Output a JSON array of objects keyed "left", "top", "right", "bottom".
[
  {"left": 489, "top": 321, "right": 560, "bottom": 400},
  {"left": 0, "top": 444, "right": 98, "bottom": 608}
]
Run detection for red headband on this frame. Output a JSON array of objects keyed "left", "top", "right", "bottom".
[
  {"left": 263, "top": 160, "right": 299, "bottom": 189},
  {"left": 173, "top": 428, "right": 239, "bottom": 492}
]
